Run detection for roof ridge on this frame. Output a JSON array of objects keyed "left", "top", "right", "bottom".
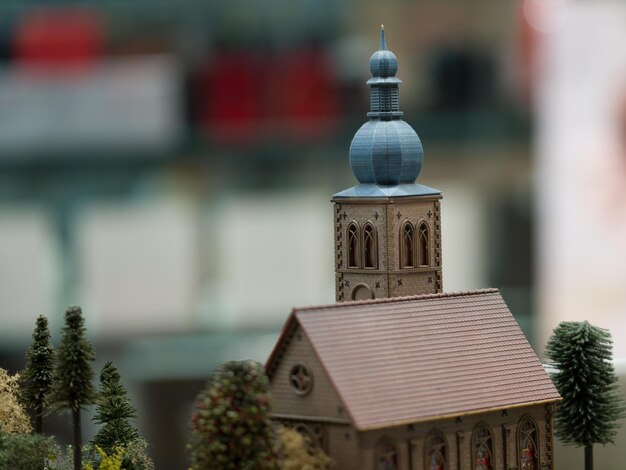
[{"left": 294, "top": 288, "right": 500, "bottom": 313}]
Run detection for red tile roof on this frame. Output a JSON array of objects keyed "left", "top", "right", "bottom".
[{"left": 267, "top": 289, "right": 560, "bottom": 431}]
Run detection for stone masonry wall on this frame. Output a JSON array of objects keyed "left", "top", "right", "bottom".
[{"left": 333, "top": 195, "right": 442, "bottom": 301}]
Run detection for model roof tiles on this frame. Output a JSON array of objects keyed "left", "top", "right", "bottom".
[{"left": 267, "top": 289, "right": 560, "bottom": 430}]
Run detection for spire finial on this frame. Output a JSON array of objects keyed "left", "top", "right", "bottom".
[{"left": 380, "top": 25, "right": 387, "bottom": 50}]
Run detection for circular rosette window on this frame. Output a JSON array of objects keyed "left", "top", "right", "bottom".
[{"left": 289, "top": 363, "right": 314, "bottom": 396}]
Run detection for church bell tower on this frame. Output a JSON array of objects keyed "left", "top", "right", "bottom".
[{"left": 333, "top": 27, "right": 443, "bottom": 302}]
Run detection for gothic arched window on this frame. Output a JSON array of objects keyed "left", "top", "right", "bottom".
[
  {"left": 401, "top": 222, "right": 415, "bottom": 268},
  {"left": 472, "top": 423, "right": 493, "bottom": 470},
  {"left": 375, "top": 438, "right": 398, "bottom": 470},
  {"left": 363, "top": 222, "right": 377, "bottom": 269},
  {"left": 347, "top": 222, "right": 360, "bottom": 268},
  {"left": 518, "top": 416, "right": 539, "bottom": 470},
  {"left": 425, "top": 430, "right": 447, "bottom": 470},
  {"left": 418, "top": 221, "right": 430, "bottom": 267}
]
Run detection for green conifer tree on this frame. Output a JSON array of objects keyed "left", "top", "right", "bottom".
[
  {"left": 92, "top": 361, "right": 141, "bottom": 467},
  {"left": 49, "top": 306, "right": 98, "bottom": 470},
  {"left": 545, "top": 321, "right": 625, "bottom": 470},
  {"left": 188, "top": 360, "right": 279, "bottom": 470},
  {"left": 21, "top": 315, "right": 55, "bottom": 434}
]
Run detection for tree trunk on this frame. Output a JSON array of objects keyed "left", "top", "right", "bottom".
[
  {"left": 585, "top": 444, "right": 593, "bottom": 470},
  {"left": 35, "top": 404, "right": 43, "bottom": 434},
  {"left": 73, "top": 408, "right": 82, "bottom": 470}
]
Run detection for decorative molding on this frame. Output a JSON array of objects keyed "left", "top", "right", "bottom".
[
  {"left": 502, "top": 423, "right": 516, "bottom": 470},
  {"left": 545, "top": 403, "right": 556, "bottom": 469},
  {"left": 270, "top": 413, "right": 351, "bottom": 425},
  {"left": 334, "top": 204, "right": 344, "bottom": 301},
  {"left": 434, "top": 200, "right": 443, "bottom": 292},
  {"left": 266, "top": 322, "right": 298, "bottom": 379},
  {"left": 456, "top": 431, "right": 466, "bottom": 470}
]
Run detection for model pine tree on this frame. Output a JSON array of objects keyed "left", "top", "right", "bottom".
[
  {"left": 21, "top": 315, "right": 55, "bottom": 434},
  {"left": 50, "top": 306, "right": 98, "bottom": 470},
  {"left": 188, "top": 360, "right": 279, "bottom": 470},
  {"left": 0, "top": 368, "right": 32, "bottom": 435},
  {"left": 93, "top": 361, "right": 139, "bottom": 452},
  {"left": 545, "top": 321, "right": 625, "bottom": 470}
]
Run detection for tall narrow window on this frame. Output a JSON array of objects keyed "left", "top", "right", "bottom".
[
  {"left": 518, "top": 417, "right": 539, "bottom": 470},
  {"left": 375, "top": 438, "right": 398, "bottom": 470},
  {"left": 472, "top": 423, "right": 493, "bottom": 470},
  {"left": 363, "top": 222, "right": 377, "bottom": 269},
  {"left": 418, "top": 221, "right": 430, "bottom": 267},
  {"left": 401, "top": 222, "right": 415, "bottom": 268},
  {"left": 347, "top": 223, "right": 360, "bottom": 268},
  {"left": 425, "top": 430, "right": 447, "bottom": 470}
]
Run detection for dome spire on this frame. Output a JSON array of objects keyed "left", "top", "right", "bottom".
[
  {"left": 348, "top": 27, "right": 424, "bottom": 186},
  {"left": 380, "top": 24, "right": 387, "bottom": 50}
]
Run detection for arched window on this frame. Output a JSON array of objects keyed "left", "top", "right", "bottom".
[
  {"left": 472, "top": 423, "right": 493, "bottom": 470},
  {"left": 363, "top": 222, "right": 377, "bottom": 269},
  {"left": 375, "top": 438, "right": 398, "bottom": 470},
  {"left": 518, "top": 416, "right": 539, "bottom": 470},
  {"left": 347, "top": 222, "right": 360, "bottom": 268},
  {"left": 425, "top": 430, "right": 447, "bottom": 470},
  {"left": 401, "top": 222, "right": 415, "bottom": 268},
  {"left": 418, "top": 221, "right": 430, "bottom": 267}
]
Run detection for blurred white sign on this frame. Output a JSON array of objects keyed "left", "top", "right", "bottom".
[
  {"left": 0, "top": 56, "right": 183, "bottom": 155},
  {"left": 75, "top": 199, "right": 198, "bottom": 334},
  {"left": 0, "top": 207, "right": 60, "bottom": 341},
  {"left": 207, "top": 193, "right": 335, "bottom": 328}
]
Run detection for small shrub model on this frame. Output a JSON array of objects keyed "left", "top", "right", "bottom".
[
  {"left": 85, "top": 447, "right": 124, "bottom": 470},
  {"left": 188, "top": 360, "right": 279, "bottom": 470},
  {"left": 276, "top": 425, "right": 332, "bottom": 470},
  {"left": 0, "top": 368, "right": 32, "bottom": 435},
  {"left": 0, "top": 432, "right": 58, "bottom": 470}
]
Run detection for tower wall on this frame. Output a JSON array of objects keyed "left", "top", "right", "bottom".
[{"left": 333, "top": 195, "right": 442, "bottom": 302}]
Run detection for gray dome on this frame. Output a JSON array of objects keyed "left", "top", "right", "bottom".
[
  {"left": 348, "top": 26, "right": 425, "bottom": 186},
  {"left": 349, "top": 119, "right": 423, "bottom": 185},
  {"left": 369, "top": 49, "right": 398, "bottom": 77}
]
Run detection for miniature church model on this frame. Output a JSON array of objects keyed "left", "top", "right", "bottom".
[{"left": 265, "top": 28, "right": 560, "bottom": 470}]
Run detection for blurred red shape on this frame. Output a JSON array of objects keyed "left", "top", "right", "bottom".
[
  {"left": 13, "top": 8, "right": 104, "bottom": 68},
  {"left": 196, "top": 52, "right": 265, "bottom": 146},
  {"left": 269, "top": 49, "right": 339, "bottom": 141},
  {"left": 196, "top": 48, "right": 339, "bottom": 147}
]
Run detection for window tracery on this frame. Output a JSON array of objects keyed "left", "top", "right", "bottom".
[
  {"left": 518, "top": 416, "right": 539, "bottom": 470},
  {"left": 289, "top": 364, "right": 313, "bottom": 395},
  {"left": 294, "top": 423, "right": 323, "bottom": 450},
  {"left": 425, "top": 431, "right": 447, "bottom": 470},
  {"left": 418, "top": 221, "right": 430, "bottom": 267},
  {"left": 347, "top": 222, "right": 360, "bottom": 268},
  {"left": 472, "top": 423, "right": 493, "bottom": 470},
  {"left": 375, "top": 438, "right": 398, "bottom": 470},
  {"left": 363, "top": 222, "right": 377, "bottom": 269},
  {"left": 401, "top": 222, "right": 415, "bottom": 268}
]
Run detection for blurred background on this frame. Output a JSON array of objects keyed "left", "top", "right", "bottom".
[{"left": 0, "top": 0, "right": 625, "bottom": 468}]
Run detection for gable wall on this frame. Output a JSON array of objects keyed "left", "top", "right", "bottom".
[{"left": 269, "top": 324, "right": 347, "bottom": 422}]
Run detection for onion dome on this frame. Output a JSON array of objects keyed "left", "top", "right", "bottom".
[{"left": 349, "top": 26, "right": 423, "bottom": 186}]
